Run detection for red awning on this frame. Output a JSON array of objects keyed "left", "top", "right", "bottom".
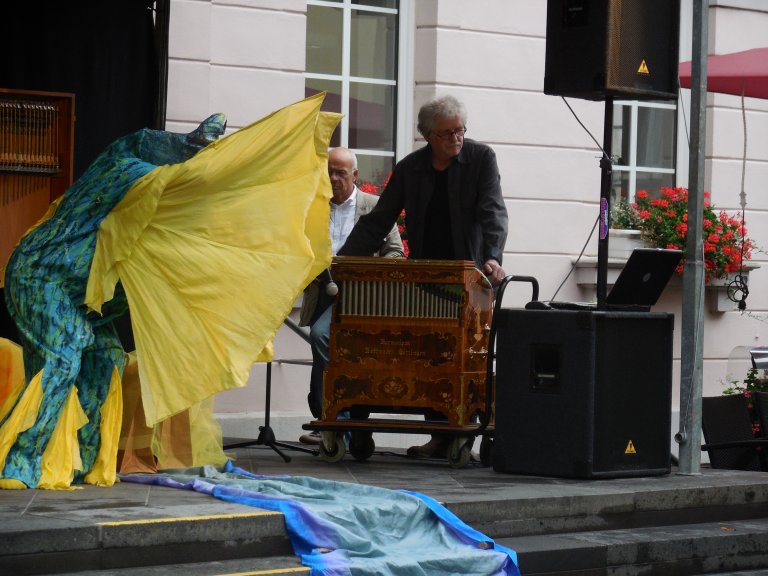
[{"left": 679, "top": 47, "right": 768, "bottom": 100}]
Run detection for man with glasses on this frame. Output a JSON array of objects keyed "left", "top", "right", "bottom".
[
  {"left": 338, "top": 95, "right": 508, "bottom": 459},
  {"left": 298, "top": 147, "right": 404, "bottom": 445}
]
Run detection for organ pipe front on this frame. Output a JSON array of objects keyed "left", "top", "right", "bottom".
[
  {"left": 323, "top": 256, "right": 494, "bottom": 427},
  {"left": 0, "top": 88, "right": 74, "bottom": 269}
]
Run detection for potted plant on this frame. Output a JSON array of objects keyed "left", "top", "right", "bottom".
[
  {"left": 611, "top": 197, "right": 644, "bottom": 231},
  {"left": 723, "top": 367, "right": 768, "bottom": 436},
  {"left": 609, "top": 199, "right": 646, "bottom": 259},
  {"left": 612, "top": 187, "right": 753, "bottom": 283}
]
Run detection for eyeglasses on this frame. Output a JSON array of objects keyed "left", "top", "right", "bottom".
[
  {"left": 432, "top": 127, "right": 466, "bottom": 140},
  {"left": 329, "top": 169, "right": 353, "bottom": 179}
]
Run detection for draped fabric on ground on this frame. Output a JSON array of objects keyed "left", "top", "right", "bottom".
[
  {"left": 0, "top": 93, "right": 340, "bottom": 488},
  {"left": 121, "top": 462, "right": 520, "bottom": 576}
]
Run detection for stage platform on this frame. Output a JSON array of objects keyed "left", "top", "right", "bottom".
[{"left": 2, "top": 441, "right": 768, "bottom": 575}]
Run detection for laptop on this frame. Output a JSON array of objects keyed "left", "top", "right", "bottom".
[{"left": 527, "top": 248, "right": 683, "bottom": 312}]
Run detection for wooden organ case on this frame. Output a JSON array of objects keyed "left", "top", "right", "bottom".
[
  {"left": 322, "top": 257, "right": 494, "bottom": 432},
  {"left": 1, "top": 88, "right": 74, "bottom": 268}
]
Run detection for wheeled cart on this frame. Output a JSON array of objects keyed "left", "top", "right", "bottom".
[{"left": 301, "top": 256, "right": 537, "bottom": 468}]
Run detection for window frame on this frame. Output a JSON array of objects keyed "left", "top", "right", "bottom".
[
  {"left": 611, "top": 99, "right": 678, "bottom": 204},
  {"left": 305, "top": 0, "right": 411, "bottom": 179}
]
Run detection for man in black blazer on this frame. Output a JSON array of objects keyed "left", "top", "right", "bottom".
[{"left": 338, "top": 95, "right": 509, "bottom": 458}]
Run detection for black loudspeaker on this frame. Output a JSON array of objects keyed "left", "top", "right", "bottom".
[
  {"left": 544, "top": 0, "right": 680, "bottom": 101},
  {"left": 493, "top": 309, "right": 674, "bottom": 478}
]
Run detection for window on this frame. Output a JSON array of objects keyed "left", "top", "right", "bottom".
[
  {"left": 306, "top": 0, "right": 399, "bottom": 184},
  {"left": 610, "top": 100, "right": 677, "bottom": 205}
]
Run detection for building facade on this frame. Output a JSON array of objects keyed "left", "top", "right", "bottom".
[{"left": 165, "top": 0, "right": 768, "bottom": 452}]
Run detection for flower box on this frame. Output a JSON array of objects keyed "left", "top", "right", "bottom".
[
  {"left": 706, "top": 263, "right": 759, "bottom": 312},
  {"left": 608, "top": 229, "right": 646, "bottom": 260}
]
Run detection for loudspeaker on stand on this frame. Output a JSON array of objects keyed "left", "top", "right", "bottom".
[{"left": 544, "top": 0, "right": 680, "bottom": 101}]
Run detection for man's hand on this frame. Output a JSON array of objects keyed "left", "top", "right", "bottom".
[{"left": 483, "top": 259, "right": 505, "bottom": 287}]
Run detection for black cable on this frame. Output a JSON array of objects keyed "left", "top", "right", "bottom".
[
  {"left": 561, "top": 97, "right": 611, "bottom": 162},
  {"left": 549, "top": 97, "right": 610, "bottom": 301},
  {"left": 731, "top": 92, "right": 750, "bottom": 311},
  {"left": 729, "top": 196, "right": 750, "bottom": 311}
]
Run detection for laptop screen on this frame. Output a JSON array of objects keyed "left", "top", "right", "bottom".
[{"left": 606, "top": 248, "right": 683, "bottom": 308}]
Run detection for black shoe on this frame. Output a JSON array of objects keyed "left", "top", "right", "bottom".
[
  {"left": 299, "top": 431, "right": 321, "bottom": 445},
  {"left": 406, "top": 436, "right": 448, "bottom": 459}
]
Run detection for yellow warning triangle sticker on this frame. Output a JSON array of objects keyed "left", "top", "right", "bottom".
[
  {"left": 637, "top": 60, "right": 650, "bottom": 75},
  {"left": 625, "top": 440, "right": 637, "bottom": 454}
]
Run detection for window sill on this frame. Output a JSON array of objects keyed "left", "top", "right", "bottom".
[{"left": 574, "top": 257, "right": 759, "bottom": 312}]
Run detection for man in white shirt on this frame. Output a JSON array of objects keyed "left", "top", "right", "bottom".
[{"left": 298, "top": 147, "right": 403, "bottom": 444}]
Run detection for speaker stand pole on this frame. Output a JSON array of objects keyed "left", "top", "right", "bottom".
[
  {"left": 223, "top": 362, "right": 317, "bottom": 461},
  {"left": 596, "top": 96, "right": 614, "bottom": 310}
]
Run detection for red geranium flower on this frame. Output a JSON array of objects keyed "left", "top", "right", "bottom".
[
  {"left": 611, "top": 187, "right": 753, "bottom": 283},
  {"left": 356, "top": 171, "right": 408, "bottom": 256}
]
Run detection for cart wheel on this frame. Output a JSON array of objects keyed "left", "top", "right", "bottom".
[
  {"left": 447, "top": 437, "right": 471, "bottom": 469},
  {"left": 349, "top": 431, "right": 375, "bottom": 461},
  {"left": 318, "top": 433, "right": 346, "bottom": 463},
  {"left": 479, "top": 436, "right": 494, "bottom": 467}
]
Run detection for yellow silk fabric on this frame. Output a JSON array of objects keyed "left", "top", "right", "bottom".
[
  {"left": 86, "top": 93, "right": 341, "bottom": 425},
  {"left": 0, "top": 337, "right": 25, "bottom": 414},
  {"left": 83, "top": 366, "right": 124, "bottom": 487},
  {"left": 0, "top": 353, "right": 124, "bottom": 489},
  {"left": 117, "top": 352, "right": 228, "bottom": 474},
  {"left": 38, "top": 386, "right": 89, "bottom": 490},
  {"left": 0, "top": 347, "right": 226, "bottom": 487},
  {"left": 0, "top": 368, "right": 44, "bottom": 489}
]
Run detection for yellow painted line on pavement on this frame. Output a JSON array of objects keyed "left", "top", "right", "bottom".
[
  {"left": 216, "top": 568, "right": 310, "bottom": 575},
  {"left": 98, "top": 511, "right": 280, "bottom": 526}
]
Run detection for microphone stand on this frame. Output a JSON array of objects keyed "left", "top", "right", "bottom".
[{"left": 223, "top": 362, "right": 317, "bottom": 461}]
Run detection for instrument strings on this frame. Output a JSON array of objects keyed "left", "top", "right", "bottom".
[{"left": 0, "top": 97, "right": 60, "bottom": 206}]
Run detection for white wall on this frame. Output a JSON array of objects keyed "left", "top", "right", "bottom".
[
  {"left": 167, "top": 0, "right": 307, "bottom": 134},
  {"left": 164, "top": 0, "right": 768, "bottom": 447}
]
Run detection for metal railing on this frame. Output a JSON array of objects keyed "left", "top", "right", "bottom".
[{"left": 274, "top": 316, "right": 312, "bottom": 366}]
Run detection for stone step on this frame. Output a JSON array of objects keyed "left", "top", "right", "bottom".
[
  {"left": 500, "top": 518, "right": 768, "bottom": 576},
  {"left": 1, "top": 510, "right": 293, "bottom": 576},
  {"left": 25, "top": 518, "right": 768, "bottom": 576},
  {"left": 54, "top": 555, "right": 308, "bottom": 575},
  {"left": 453, "top": 478, "right": 768, "bottom": 539},
  {"left": 4, "top": 461, "right": 768, "bottom": 576}
]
